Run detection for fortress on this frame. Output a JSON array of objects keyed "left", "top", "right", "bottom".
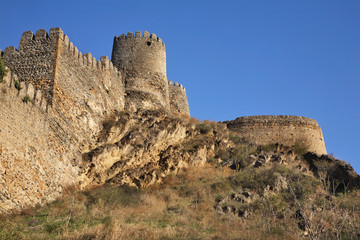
[
  {"left": 0, "top": 28, "right": 326, "bottom": 213},
  {"left": 1, "top": 28, "right": 190, "bottom": 116}
]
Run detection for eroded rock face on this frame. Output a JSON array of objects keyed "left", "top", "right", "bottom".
[
  {"left": 303, "top": 152, "right": 360, "bottom": 192},
  {"left": 80, "top": 110, "right": 207, "bottom": 188}
]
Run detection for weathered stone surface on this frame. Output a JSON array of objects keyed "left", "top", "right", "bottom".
[
  {"left": 2, "top": 31, "right": 56, "bottom": 100},
  {"left": 80, "top": 110, "right": 206, "bottom": 188},
  {"left": 0, "top": 28, "right": 339, "bottom": 215},
  {"left": 224, "top": 115, "right": 327, "bottom": 155},
  {"left": 111, "top": 32, "right": 170, "bottom": 112},
  {"left": 3, "top": 28, "right": 190, "bottom": 118},
  {"left": 0, "top": 71, "right": 79, "bottom": 213},
  {"left": 169, "top": 81, "right": 190, "bottom": 116}
]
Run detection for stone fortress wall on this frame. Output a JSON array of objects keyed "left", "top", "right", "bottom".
[
  {"left": 0, "top": 69, "right": 79, "bottom": 212},
  {"left": 2, "top": 29, "right": 57, "bottom": 100},
  {"left": 2, "top": 28, "right": 126, "bottom": 146},
  {"left": 0, "top": 27, "right": 329, "bottom": 213},
  {"left": 51, "top": 28, "right": 125, "bottom": 142},
  {"left": 168, "top": 80, "right": 190, "bottom": 116},
  {"left": 2, "top": 28, "right": 190, "bottom": 117},
  {"left": 225, "top": 115, "right": 327, "bottom": 155},
  {"left": 0, "top": 27, "right": 190, "bottom": 212},
  {"left": 0, "top": 28, "right": 128, "bottom": 213},
  {"left": 111, "top": 31, "right": 170, "bottom": 113}
]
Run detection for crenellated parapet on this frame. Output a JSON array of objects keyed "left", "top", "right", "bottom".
[
  {"left": 2, "top": 29, "right": 58, "bottom": 100},
  {"left": 0, "top": 67, "right": 48, "bottom": 111},
  {"left": 2, "top": 28, "right": 190, "bottom": 118},
  {"left": 168, "top": 80, "right": 190, "bottom": 117},
  {"left": 60, "top": 32, "right": 121, "bottom": 75},
  {"left": 2, "top": 28, "right": 124, "bottom": 109},
  {"left": 116, "top": 31, "right": 165, "bottom": 46},
  {"left": 111, "top": 31, "right": 169, "bottom": 112}
]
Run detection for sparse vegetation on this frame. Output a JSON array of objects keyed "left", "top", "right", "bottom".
[
  {"left": 0, "top": 55, "right": 8, "bottom": 83},
  {"left": 1, "top": 160, "right": 359, "bottom": 239},
  {"left": 22, "top": 95, "right": 31, "bottom": 103},
  {"left": 196, "top": 122, "right": 212, "bottom": 134},
  {"left": 14, "top": 79, "right": 22, "bottom": 91},
  {"left": 0, "top": 117, "right": 359, "bottom": 239},
  {"left": 292, "top": 140, "right": 310, "bottom": 156}
]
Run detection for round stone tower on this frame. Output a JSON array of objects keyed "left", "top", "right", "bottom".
[
  {"left": 225, "top": 115, "right": 327, "bottom": 155},
  {"left": 111, "top": 31, "right": 170, "bottom": 112}
]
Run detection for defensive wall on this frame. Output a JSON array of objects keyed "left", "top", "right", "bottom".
[
  {"left": 0, "top": 69, "right": 79, "bottom": 212},
  {"left": 0, "top": 28, "right": 128, "bottom": 212},
  {"left": 2, "top": 28, "right": 190, "bottom": 117},
  {"left": 225, "top": 115, "right": 327, "bottom": 155},
  {"left": 2, "top": 28, "right": 126, "bottom": 145},
  {"left": 0, "top": 27, "right": 330, "bottom": 213},
  {"left": 2, "top": 30, "right": 57, "bottom": 100},
  {"left": 0, "top": 27, "right": 190, "bottom": 212},
  {"left": 168, "top": 80, "right": 190, "bottom": 116}
]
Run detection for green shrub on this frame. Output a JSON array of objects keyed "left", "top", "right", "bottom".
[
  {"left": 196, "top": 123, "right": 212, "bottom": 134},
  {"left": 180, "top": 135, "right": 208, "bottom": 152},
  {"left": 292, "top": 140, "right": 310, "bottom": 156},
  {"left": 22, "top": 95, "right": 31, "bottom": 103},
  {"left": 232, "top": 144, "right": 257, "bottom": 170},
  {"left": 229, "top": 132, "right": 246, "bottom": 145},
  {"left": 14, "top": 79, "right": 22, "bottom": 91},
  {"left": 0, "top": 55, "right": 7, "bottom": 83}
]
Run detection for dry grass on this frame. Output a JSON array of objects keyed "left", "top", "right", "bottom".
[{"left": 1, "top": 163, "right": 359, "bottom": 240}]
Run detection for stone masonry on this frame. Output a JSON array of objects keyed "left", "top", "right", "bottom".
[
  {"left": 3, "top": 28, "right": 190, "bottom": 117},
  {"left": 225, "top": 115, "right": 327, "bottom": 155},
  {"left": 168, "top": 80, "right": 190, "bottom": 116},
  {"left": 0, "top": 27, "right": 328, "bottom": 213},
  {"left": 111, "top": 31, "right": 170, "bottom": 113}
]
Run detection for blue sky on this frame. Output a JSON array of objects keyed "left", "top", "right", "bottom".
[{"left": 1, "top": 0, "right": 359, "bottom": 173}]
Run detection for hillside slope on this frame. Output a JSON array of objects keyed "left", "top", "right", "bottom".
[{"left": 1, "top": 119, "right": 359, "bottom": 240}]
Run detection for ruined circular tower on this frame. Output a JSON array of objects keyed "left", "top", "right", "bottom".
[
  {"left": 111, "top": 31, "right": 170, "bottom": 112},
  {"left": 225, "top": 115, "right": 327, "bottom": 155}
]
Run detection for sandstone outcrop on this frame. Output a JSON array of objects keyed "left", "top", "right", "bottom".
[{"left": 80, "top": 110, "right": 207, "bottom": 188}]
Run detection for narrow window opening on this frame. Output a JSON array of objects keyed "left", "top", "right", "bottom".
[{"left": 147, "top": 41, "right": 151, "bottom": 46}]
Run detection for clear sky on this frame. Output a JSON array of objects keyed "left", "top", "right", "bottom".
[{"left": 1, "top": 0, "right": 359, "bottom": 173}]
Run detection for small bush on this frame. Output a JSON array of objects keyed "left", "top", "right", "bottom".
[
  {"left": 229, "top": 132, "right": 247, "bottom": 145},
  {"left": 22, "top": 95, "right": 31, "bottom": 103},
  {"left": 232, "top": 144, "right": 257, "bottom": 169},
  {"left": 216, "top": 149, "right": 231, "bottom": 161},
  {"left": 292, "top": 140, "right": 310, "bottom": 156},
  {"left": 196, "top": 123, "right": 212, "bottom": 134},
  {"left": 14, "top": 79, "right": 22, "bottom": 91},
  {"left": 0, "top": 55, "right": 8, "bottom": 83},
  {"left": 180, "top": 135, "right": 208, "bottom": 152}
]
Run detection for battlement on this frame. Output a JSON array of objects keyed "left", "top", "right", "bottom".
[
  {"left": 1, "top": 67, "right": 48, "bottom": 111},
  {"left": 2, "top": 27, "right": 189, "bottom": 117},
  {"left": 112, "top": 30, "right": 169, "bottom": 112},
  {"left": 10, "top": 28, "right": 120, "bottom": 75},
  {"left": 168, "top": 80, "right": 190, "bottom": 117},
  {"left": 2, "top": 28, "right": 123, "bottom": 104},
  {"left": 61, "top": 33, "right": 120, "bottom": 75},
  {"left": 114, "top": 31, "right": 165, "bottom": 47},
  {"left": 168, "top": 80, "right": 186, "bottom": 91}
]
